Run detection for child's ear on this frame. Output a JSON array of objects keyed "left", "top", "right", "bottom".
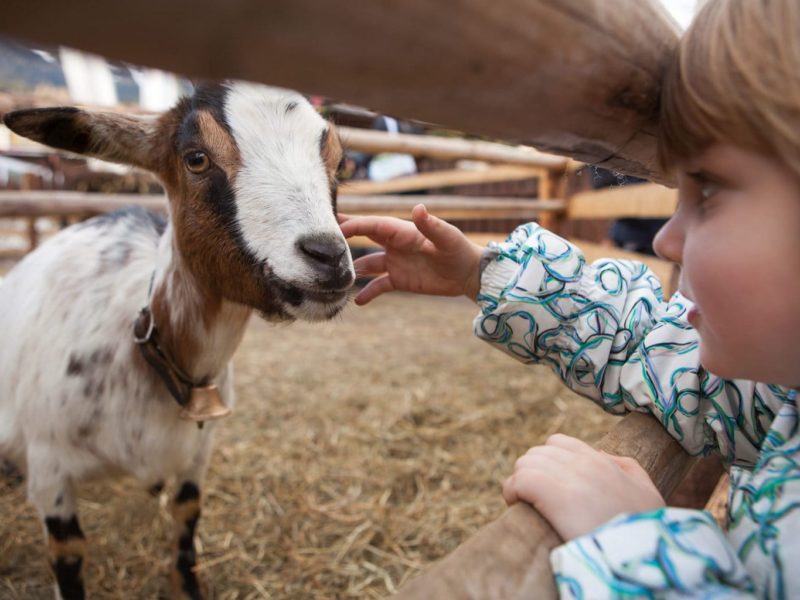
[{"left": 3, "top": 107, "right": 158, "bottom": 171}]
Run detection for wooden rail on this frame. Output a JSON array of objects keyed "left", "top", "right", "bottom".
[
  {"left": 0, "top": 191, "right": 565, "bottom": 254},
  {"left": 338, "top": 128, "right": 572, "bottom": 169},
  {"left": 568, "top": 183, "right": 678, "bottom": 219},
  {"left": 0, "top": 191, "right": 563, "bottom": 220},
  {"left": 393, "top": 412, "right": 695, "bottom": 599},
  {"left": 341, "top": 165, "right": 548, "bottom": 196},
  {"left": 0, "top": 0, "right": 679, "bottom": 182}
]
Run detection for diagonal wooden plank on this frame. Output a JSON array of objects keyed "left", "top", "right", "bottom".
[
  {"left": 340, "top": 165, "right": 545, "bottom": 195},
  {"left": 0, "top": 0, "right": 679, "bottom": 182},
  {"left": 392, "top": 412, "right": 693, "bottom": 599}
]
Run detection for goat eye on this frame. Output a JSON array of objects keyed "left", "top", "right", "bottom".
[{"left": 184, "top": 151, "right": 210, "bottom": 173}]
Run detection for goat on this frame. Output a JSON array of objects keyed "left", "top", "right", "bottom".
[{"left": 0, "top": 81, "right": 355, "bottom": 600}]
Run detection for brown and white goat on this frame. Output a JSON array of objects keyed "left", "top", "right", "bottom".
[{"left": 0, "top": 81, "right": 354, "bottom": 599}]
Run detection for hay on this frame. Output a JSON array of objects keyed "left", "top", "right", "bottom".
[{"left": 0, "top": 293, "right": 617, "bottom": 599}]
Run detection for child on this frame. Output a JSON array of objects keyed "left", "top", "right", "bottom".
[{"left": 338, "top": 0, "right": 800, "bottom": 596}]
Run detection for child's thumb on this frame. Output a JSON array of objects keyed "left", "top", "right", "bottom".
[{"left": 411, "top": 204, "right": 462, "bottom": 251}]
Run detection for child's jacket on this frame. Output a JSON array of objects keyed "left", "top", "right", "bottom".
[{"left": 474, "top": 223, "right": 798, "bottom": 599}]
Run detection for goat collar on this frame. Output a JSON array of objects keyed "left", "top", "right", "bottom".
[{"left": 133, "top": 305, "right": 231, "bottom": 426}]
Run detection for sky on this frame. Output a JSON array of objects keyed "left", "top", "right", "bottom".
[{"left": 660, "top": 0, "right": 697, "bottom": 29}]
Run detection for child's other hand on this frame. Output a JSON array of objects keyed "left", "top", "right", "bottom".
[
  {"left": 338, "top": 204, "right": 484, "bottom": 305},
  {"left": 502, "top": 434, "right": 665, "bottom": 541}
]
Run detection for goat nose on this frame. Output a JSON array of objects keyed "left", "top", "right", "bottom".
[{"left": 297, "top": 234, "right": 348, "bottom": 268}]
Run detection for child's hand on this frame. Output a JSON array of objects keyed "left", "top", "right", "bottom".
[
  {"left": 502, "top": 434, "right": 665, "bottom": 541},
  {"left": 338, "top": 204, "right": 485, "bottom": 305}
]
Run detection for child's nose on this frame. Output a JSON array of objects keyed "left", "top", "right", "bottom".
[{"left": 652, "top": 216, "right": 683, "bottom": 265}]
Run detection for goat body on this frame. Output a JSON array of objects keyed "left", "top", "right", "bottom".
[{"left": 0, "top": 81, "right": 354, "bottom": 600}]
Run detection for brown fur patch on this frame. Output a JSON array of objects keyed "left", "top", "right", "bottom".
[
  {"left": 146, "top": 102, "right": 259, "bottom": 374},
  {"left": 321, "top": 122, "right": 343, "bottom": 179},
  {"left": 87, "top": 112, "right": 157, "bottom": 170},
  {"left": 170, "top": 497, "right": 201, "bottom": 526},
  {"left": 47, "top": 536, "right": 87, "bottom": 562},
  {"left": 195, "top": 111, "right": 240, "bottom": 179}
]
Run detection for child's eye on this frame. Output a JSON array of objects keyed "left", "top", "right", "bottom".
[{"left": 700, "top": 181, "right": 721, "bottom": 201}]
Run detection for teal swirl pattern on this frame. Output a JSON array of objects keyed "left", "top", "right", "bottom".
[{"left": 474, "top": 223, "right": 798, "bottom": 598}]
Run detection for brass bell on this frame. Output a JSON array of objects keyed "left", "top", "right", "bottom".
[{"left": 179, "top": 384, "right": 231, "bottom": 422}]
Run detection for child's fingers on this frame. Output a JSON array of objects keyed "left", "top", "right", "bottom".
[
  {"left": 354, "top": 274, "right": 395, "bottom": 305},
  {"left": 604, "top": 453, "right": 653, "bottom": 482},
  {"left": 545, "top": 433, "right": 597, "bottom": 455},
  {"left": 353, "top": 252, "right": 386, "bottom": 277},
  {"left": 339, "top": 215, "right": 404, "bottom": 242},
  {"left": 502, "top": 469, "right": 557, "bottom": 507},
  {"left": 518, "top": 445, "right": 572, "bottom": 468},
  {"left": 603, "top": 453, "right": 639, "bottom": 471},
  {"left": 411, "top": 204, "right": 466, "bottom": 252},
  {"left": 337, "top": 213, "right": 353, "bottom": 224}
]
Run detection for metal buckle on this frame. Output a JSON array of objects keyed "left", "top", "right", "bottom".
[{"left": 133, "top": 307, "right": 155, "bottom": 344}]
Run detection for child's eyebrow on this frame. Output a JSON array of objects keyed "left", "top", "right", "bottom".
[{"left": 686, "top": 169, "right": 728, "bottom": 185}]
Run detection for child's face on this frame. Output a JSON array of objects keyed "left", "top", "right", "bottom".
[{"left": 653, "top": 144, "right": 800, "bottom": 387}]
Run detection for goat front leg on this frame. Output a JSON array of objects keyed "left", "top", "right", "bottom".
[
  {"left": 27, "top": 462, "right": 87, "bottom": 600},
  {"left": 169, "top": 480, "right": 207, "bottom": 600}
]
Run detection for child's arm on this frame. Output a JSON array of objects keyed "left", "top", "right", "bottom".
[
  {"left": 475, "top": 221, "right": 790, "bottom": 467},
  {"left": 339, "top": 204, "right": 484, "bottom": 304},
  {"left": 503, "top": 434, "right": 758, "bottom": 598}
]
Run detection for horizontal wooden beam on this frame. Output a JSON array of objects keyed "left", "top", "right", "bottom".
[
  {"left": 392, "top": 412, "right": 693, "bottom": 599},
  {"left": 0, "top": 191, "right": 168, "bottom": 218},
  {"left": 341, "top": 166, "right": 545, "bottom": 195},
  {"left": 0, "top": 0, "right": 679, "bottom": 182},
  {"left": 342, "top": 195, "right": 565, "bottom": 219},
  {"left": 339, "top": 127, "right": 570, "bottom": 168},
  {"left": 568, "top": 183, "right": 678, "bottom": 219},
  {"left": 0, "top": 191, "right": 563, "bottom": 220}
]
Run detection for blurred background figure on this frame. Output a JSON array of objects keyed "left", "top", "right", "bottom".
[{"left": 591, "top": 167, "right": 667, "bottom": 257}]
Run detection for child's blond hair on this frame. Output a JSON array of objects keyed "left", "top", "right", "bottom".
[{"left": 659, "top": 0, "right": 800, "bottom": 178}]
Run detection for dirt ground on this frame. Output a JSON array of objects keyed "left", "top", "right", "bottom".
[{"left": 0, "top": 292, "right": 619, "bottom": 599}]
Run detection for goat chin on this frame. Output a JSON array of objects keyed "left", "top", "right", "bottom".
[{"left": 283, "top": 296, "right": 348, "bottom": 322}]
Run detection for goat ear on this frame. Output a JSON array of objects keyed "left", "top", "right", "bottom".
[{"left": 3, "top": 107, "right": 157, "bottom": 171}]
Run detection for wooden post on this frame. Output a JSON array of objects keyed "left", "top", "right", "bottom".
[
  {"left": 535, "top": 168, "right": 567, "bottom": 234},
  {"left": 0, "top": 0, "right": 679, "bottom": 181},
  {"left": 392, "top": 412, "right": 694, "bottom": 599},
  {"left": 26, "top": 216, "right": 38, "bottom": 251}
]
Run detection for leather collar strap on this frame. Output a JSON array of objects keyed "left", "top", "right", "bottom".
[{"left": 133, "top": 306, "right": 203, "bottom": 408}]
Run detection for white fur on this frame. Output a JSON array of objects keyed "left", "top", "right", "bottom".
[{"left": 227, "top": 84, "right": 353, "bottom": 292}]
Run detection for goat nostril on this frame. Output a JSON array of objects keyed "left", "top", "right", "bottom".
[{"left": 298, "top": 236, "right": 346, "bottom": 268}]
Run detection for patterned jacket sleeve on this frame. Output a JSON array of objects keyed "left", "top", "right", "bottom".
[
  {"left": 550, "top": 508, "right": 756, "bottom": 598},
  {"left": 473, "top": 223, "right": 788, "bottom": 467}
]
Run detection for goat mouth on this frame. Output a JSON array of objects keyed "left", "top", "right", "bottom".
[{"left": 273, "top": 278, "right": 348, "bottom": 307}]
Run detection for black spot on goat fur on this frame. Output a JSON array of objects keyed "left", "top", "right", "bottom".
[
  {"left": 0, "top": 459, "right": 24, "bottom": 487},
  {"left": 175, "top": 512, "right": 202, "bottom": 599},
  {"left": 190, "top": 82, "right": 232, "bottom": 134},
  {"left": 148, "top": 481, "right": 164, "bottom": 496},
  {"left": 98, "top": 242, "right": 133, "bottom": 272},
  {"left": 45, "top": 515, "right": 85, "bottom": 541},
  {"left": 66, "top": 355, "right": 83, "bottom": 376},
  {"left": 175, "top": 481, "right": 201, "bottom": 504},
  {"left": 52, "top": 555, "right": 86, "bottom": 600},
  {"left": 319, "top": 127, "right": 329, "bottom": 156},
  {"left": 82, "top": 204, "right": 166, "bottom": 237}
]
